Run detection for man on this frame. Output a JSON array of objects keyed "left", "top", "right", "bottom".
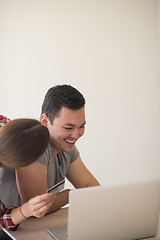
[{"left": 2, "top": 85, "right": 100, "bottom": 213}]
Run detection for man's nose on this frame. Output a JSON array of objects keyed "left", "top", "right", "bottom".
[{"left": 71, "top": 129, "right": 81, "bottom": 139}]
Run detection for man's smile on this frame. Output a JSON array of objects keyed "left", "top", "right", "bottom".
[{"left": 65, "top": 139, "right": 76, "bottom": 144}]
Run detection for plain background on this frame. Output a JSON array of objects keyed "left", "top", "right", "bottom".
[{"left": 0, "top": 0, "right": 160, "bottom": 188}]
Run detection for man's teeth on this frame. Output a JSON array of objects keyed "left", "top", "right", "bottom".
[{"left": 66, "top": 139, "right": 75, "bottom": 143}]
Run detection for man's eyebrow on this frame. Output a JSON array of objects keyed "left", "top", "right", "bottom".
[
  {"left": 64, "top": 123, "right": 75, "bottom": 127},
  {"left": 64, "top": 121, "right": 86, "bottom": 127}
]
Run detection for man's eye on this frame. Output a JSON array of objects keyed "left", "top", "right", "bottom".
[
  {"left": 80, "top": 125, "right": 85, "bottom": 129},
  {"left": 64, "top": 127, "right": 72, "bottom": 130}
]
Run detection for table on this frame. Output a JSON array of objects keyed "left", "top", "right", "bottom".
[
  {"left": 10, "top": 207, "right": 68, "bottom": 240},
  {"left": 4, "top": 207, "right": 160, "bottom": 240}
]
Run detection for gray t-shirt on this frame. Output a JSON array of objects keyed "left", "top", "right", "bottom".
[
  {"left": 38, "top": 144, "right": 79, "bottom": 189},
  {"left": 0, "top": 166, "right": 21, "bottom": 208},
  {"left": 0, "top": 145, "right": 79, "bottom": 208}
]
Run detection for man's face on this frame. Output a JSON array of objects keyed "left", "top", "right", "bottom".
[{"left": 46, "top": 107, "right": 85, "bottom": 154}]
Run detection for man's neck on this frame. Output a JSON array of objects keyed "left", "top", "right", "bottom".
[{"left": 50, "top": 142, "right": 59, "bottom": 155}]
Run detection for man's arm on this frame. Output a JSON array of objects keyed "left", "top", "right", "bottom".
[
  {"left": 66, "top": 155, "right": 100, "bottom": 188},
  {"left": 16, "top": 156, "right": 99, "bottom": 214},
  {"left": 15, "top": 162, "right": 70, "bottom": 213}
]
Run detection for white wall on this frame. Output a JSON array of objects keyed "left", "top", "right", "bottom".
[
  {"left": 0, "top": 0, "right": 160, "bottom": 187},
  {"left": 159, "top": 0, "right": 160, "bottom": 54}
]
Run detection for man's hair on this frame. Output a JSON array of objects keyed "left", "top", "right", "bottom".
[
  {"left": 0, "top": 118, "right": 49, "bottom": 169},
  {"left": 41, "top": 84, "right": 85, "bottom": 123}
]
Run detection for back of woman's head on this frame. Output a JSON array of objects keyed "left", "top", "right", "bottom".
[{"left": 0, "top": 118, "right": 49, "bottom": 169}]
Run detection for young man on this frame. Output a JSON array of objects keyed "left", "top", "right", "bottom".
[{"left": 1, "top": 85, "right": 100, "bottom": 213}]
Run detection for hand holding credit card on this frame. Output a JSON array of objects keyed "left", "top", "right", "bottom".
[{"left": 47, "top": 179, "right": 65, "bottom": 194}]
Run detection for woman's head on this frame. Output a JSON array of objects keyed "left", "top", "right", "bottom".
[{"left": 0, "top": 118, "right": 49, "bottom": 169}]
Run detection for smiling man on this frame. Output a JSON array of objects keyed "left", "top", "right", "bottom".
[{"left": 15, "top": 85, "right": 100, "bottom": 213}]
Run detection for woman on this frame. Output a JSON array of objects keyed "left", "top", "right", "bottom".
[{"left": 0, "top": 115, "right": 56, "bottom": 231}]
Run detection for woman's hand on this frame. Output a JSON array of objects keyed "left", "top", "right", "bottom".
[
  {"left": 21, "top": 192, "right": 56, "bottom": 218},
  {"left": 11, "top": 193, "right": 56, "bottom": 225}
]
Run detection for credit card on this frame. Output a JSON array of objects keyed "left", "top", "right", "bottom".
[{"left": 47, "top": 179, "right": 65, "bottom": 194}]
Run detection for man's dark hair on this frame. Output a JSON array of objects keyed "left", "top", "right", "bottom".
[{"left": 41, "top": 84, "right": 85, "bottom": 123}]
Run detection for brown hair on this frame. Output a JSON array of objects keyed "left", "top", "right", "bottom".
[{"left": 0, "top": 118, "right": 49, "bottom": 169}]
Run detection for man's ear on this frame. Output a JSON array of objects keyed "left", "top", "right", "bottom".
[{"left": 40, "top": 114, "right": 48, "bottom": 127}]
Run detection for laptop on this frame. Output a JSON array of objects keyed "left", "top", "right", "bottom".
[
  {"left": 48, "top": 179, "right": 160, "bottom": 240},
  {"left": 0, "top": 229, "right": 16, "bottom": 240}
]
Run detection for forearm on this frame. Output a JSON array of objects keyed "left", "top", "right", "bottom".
[
  {"left": 67, "top": 157, "right": 100, "bottom": 189},
  {"left": 85, "top": 178, "right": 100, "bottom": 188},
  {"left": 47, "top": 189, "right": 70, "bottom": 213}
]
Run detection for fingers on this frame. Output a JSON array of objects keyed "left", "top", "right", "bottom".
[
  {"left": 29, "top": 193, "right": 56, "bottom": 208},
  {"left": 30, "top": 192, "right": 56, "bottom": 204},
  {"left": 33, "top": 200, "right": 53, "bottom": 218},
  {"left": 28, "top": 193, "right": 56, "bottom": 218}
]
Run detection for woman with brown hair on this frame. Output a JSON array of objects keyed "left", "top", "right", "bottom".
[{"left": 0, "top": 115, "right": 56, "bottom": 231}]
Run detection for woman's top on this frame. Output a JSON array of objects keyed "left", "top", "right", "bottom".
[{"left": 0, "top": 200, "right": 18, "bottom": 231}]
